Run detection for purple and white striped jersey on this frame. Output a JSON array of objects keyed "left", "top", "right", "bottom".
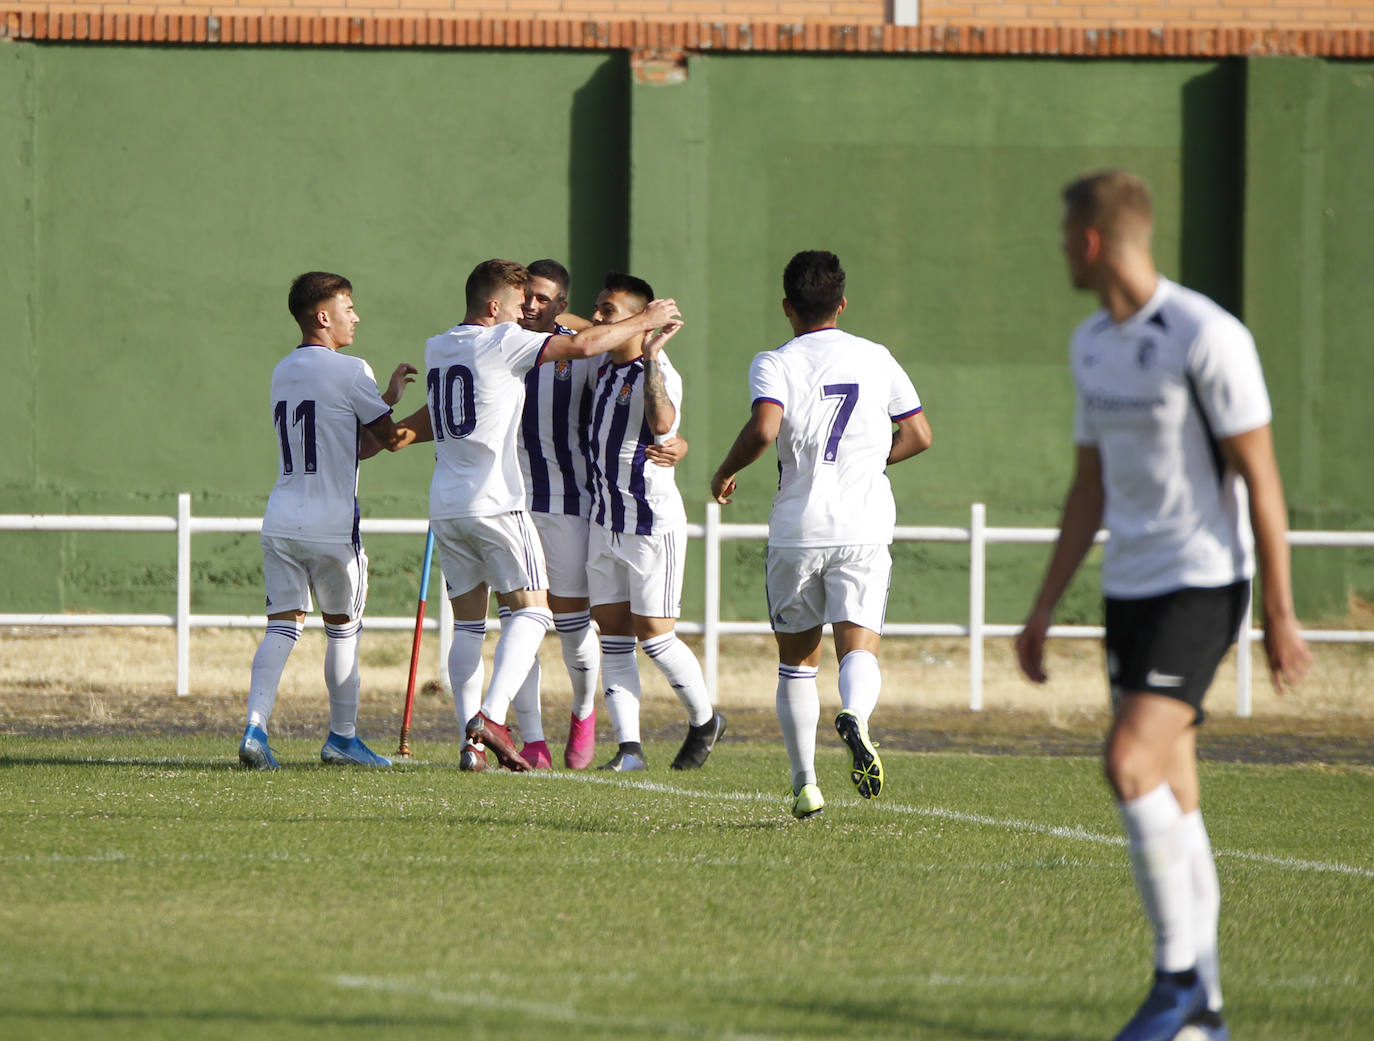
[
  {"left": 586, "top": 350, "right": 685, "bottom": 536},
  {"left": 518, "top": 324, "right": 595, "bottom": 518}
]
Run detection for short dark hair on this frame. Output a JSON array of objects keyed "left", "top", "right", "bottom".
[
  {"left": 1062, "top": 170, "right": 1153, "bottom": 239},
  {"left": 602, "top": 271, "right": 654, "bottom": 311},
  {"left": 783, "top": 251, "right": 845, "bottom": 326},
  {"left": 289, "top": 271, "right": 352, "bottom": 324},
  {"left": 526, "top": 259, "right": 571, "bottom": 297},
  {"left": 465, "top": 259, "right": 530, "bottom": 312}
]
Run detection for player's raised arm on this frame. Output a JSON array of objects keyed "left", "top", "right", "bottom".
[
  {"left": 639, "top": 320, "right": 683, "bottom": 436},
  {"left": 541, "top": 298, "right": 681, "bottom": 362},
  {"left": 710, "top": 399, "right": 783, "bottom": 505}
]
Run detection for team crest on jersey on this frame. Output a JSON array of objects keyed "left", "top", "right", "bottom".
[
  {"left": 616, "top": 382, "right": 634, "bottom": 406},
  {"left": 554, "top": 360, "right": 573, "bottom": 381}
]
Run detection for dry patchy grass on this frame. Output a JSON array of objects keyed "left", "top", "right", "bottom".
[{"left": 1, "top": 625, "right": 1370, "bottom": 763}]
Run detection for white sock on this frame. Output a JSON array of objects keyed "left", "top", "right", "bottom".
[
  {"left": 838, "top": 649, "right": 881, "bottom": 726},
  {"left": 323, "top": 620, "right": 362, "bottom": 738},
  {"left": 556, "top": 611, "right": 599, "bottom": 721},
  {"left": 449, "top": 620, "right": 486, "bottom": 732},
  {"left": 1119, "top": 783, "right": 1196, "bottom": 972},
  {"left": 641, "top": 632, "right": 713, "bottom": 726},
  {"left": 502, "top": 607, "right": 545, "bottom": 744},
  {"left": 481, "top": 607, "right": 553, "bottom": 724},
  {"left": 511, "top": 657, "right": 545, "bottom": 744},
  {"left": 1183, "top": 809, "right": 1223, "bottom": 1010},
  {"left": 777, "top": 664, "right": 820, "bottom": 793},
  {"left": 600, "top": 635, "right": 641, "bottom": 744},
  {"left": 247, "top": 620, "right": 302, "bottom": 730}
]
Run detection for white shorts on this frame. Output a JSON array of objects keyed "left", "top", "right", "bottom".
[
  {"left": 433, "top": 511, "right": 548, "bottom": 597},
  {"left": 587, "top": 522, "right": 684, "bottom": 619},
  {"left": 765, "top": 543, "right": 891, "bottom": 634},
  {"left": 531, "top": 511, "right": 590, "bottom": 599},
  {"left": 261, "top": 536, "right": 368, "bottom": 618}
]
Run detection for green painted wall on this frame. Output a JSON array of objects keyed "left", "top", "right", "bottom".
[
  {"left": 2, "top": 45, "right": 1370, "bottom": 625},
  {"left": 1, "top": 44, "right": 629, "bottom": 614},
  {"left": 633, "top": 54, "right": 1247, "bottom": 626}
]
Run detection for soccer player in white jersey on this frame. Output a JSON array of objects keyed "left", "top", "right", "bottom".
[
  {"left": 239, "top": 271, "right": 419, "bottom": 771},
  {"left": 396, "top": 259, "right": 681, "bottom": 772},
  {"left": 710, "top": 251, "right": 931, "bottom": 819},
  {"left": 585, "top": 272, "right": 725, "bottom": 773},
  {"left": 509, "top": 259, "right": 692, "bottom": 769},
  {"left": 1015, "top": 171, "right": 1311, "bottom": 1041}
]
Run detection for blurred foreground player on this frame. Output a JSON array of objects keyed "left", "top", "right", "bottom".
[
  {"left": 1014, "top": 171, "right": 1311, "bottom": 1041},
  {"left": 239, "top": 271, "right": 418, "bottom": 770},
  {"left": 710, "top": 250, "right": 930, "bottom": 818}
]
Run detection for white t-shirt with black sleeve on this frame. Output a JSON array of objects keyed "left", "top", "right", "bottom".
[{"left": 1071, "top": 276, "right": 1273, "bottom": 599}]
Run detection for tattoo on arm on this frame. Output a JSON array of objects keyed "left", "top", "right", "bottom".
[{"left": 642, "top": 357, "right": 674, "bottom": 430}]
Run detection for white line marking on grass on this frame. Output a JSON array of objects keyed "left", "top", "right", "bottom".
[
  {"left": 531, "top": 772, "right": 1374, "bottom": 880},
  {"left": 333, "top": 974, "right": 783, "bottom": 1040}
]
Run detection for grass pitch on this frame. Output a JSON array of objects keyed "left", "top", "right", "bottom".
[{"left": 1, "top": 736, "right": 1370, "bottom": 1041}]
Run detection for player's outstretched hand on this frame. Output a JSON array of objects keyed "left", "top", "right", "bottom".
[
  {"left": 1014, "top": 610, "right": 1051, "bottom": 684},
  {"left": 1263, "top": 613, "right": 1312, "bottom": 694},
  {"left": 646, "top": 434, "right": 689, "bottom": 468},
  {"left": 384, "top": 363, "right": 418, "bottom": 406},
  {"left": 710, "top": 471, "right": 737, "bottom": 505}
]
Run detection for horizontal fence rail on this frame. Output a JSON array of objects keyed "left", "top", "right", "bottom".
[{"left": 2, "top": 495, "right": 1371, "bottom": 715}]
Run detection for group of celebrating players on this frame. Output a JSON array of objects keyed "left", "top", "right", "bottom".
[{"left": 237, "top": 169, "right": 1312, "bottom": 1041}]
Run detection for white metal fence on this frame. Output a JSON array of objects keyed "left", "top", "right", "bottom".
[{"left": 2, "top": 494, "right": 1371, "bottom": 716}]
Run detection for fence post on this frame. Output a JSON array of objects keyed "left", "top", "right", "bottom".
[
  {"left": 969, "top": 502, "right": 986, "bottom": 711},
  {"left": 1236, "top": 579, "right": 1254, "bottom": 717},
  {"left": 704, "top": 501, "right": 721, "bottom": 703},
  {"left": 176, "top": 493, "right": 191, "bottom": 697}
]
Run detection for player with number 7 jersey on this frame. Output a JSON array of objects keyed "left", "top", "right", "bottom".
[{"left": 711, "top": 250, "right": 931, "bottom": 819}]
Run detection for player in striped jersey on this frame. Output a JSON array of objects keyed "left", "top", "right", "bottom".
[
  {"left": 396, "top": 260, "right": 681, "bottom": 772},
  {"left": 507, "top": 260, "right": 692, "bottom": 769},
  {"left": 710, "top": 251, "right": 931, "bottom": 819},
  {"left": 585, "top": 272, "right": 725, "bottom": 772},
  {"left": 1015, "top": 171, "right": 1310, "bottom": 1041},
  {"left": 239, "top": 271, "right": 420, "bottom": 771}
]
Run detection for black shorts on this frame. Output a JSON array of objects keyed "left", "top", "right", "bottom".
[{"left": 1103, "top": 580, "right": 1249, "bottom": 725}]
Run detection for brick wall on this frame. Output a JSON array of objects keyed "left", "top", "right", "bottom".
[{"left": 4, "top": 0, "right": 1372, "bottom": 31}]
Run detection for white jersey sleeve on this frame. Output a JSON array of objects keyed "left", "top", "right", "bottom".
[
  {"left": 886, "top": 356, "right": 922, "bottom": 419},
  {"left": 1186, "top": 316, "right": 1272, "bottom": 439},
  {"left": 749, "top": 351, "right": 788, "bottom": 410},
  {"left": 495, "top": 323, "right": 552, "bottom": 378}
]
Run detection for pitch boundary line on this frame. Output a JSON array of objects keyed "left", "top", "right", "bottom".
[
  {"left": 333, "top": 974, "right": 783, "bottom": 1040},
  {"left": 530, "top": 771, "right": 1374, "bottom": 880}
]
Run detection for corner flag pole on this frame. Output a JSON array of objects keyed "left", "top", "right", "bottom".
[{"left": 396, "top": 528, "right": 435, "bottom": 758}]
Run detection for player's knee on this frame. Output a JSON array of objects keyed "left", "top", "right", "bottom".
[{"left": 1103, "top": 732, "right": 1157, "bottom": 801}]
